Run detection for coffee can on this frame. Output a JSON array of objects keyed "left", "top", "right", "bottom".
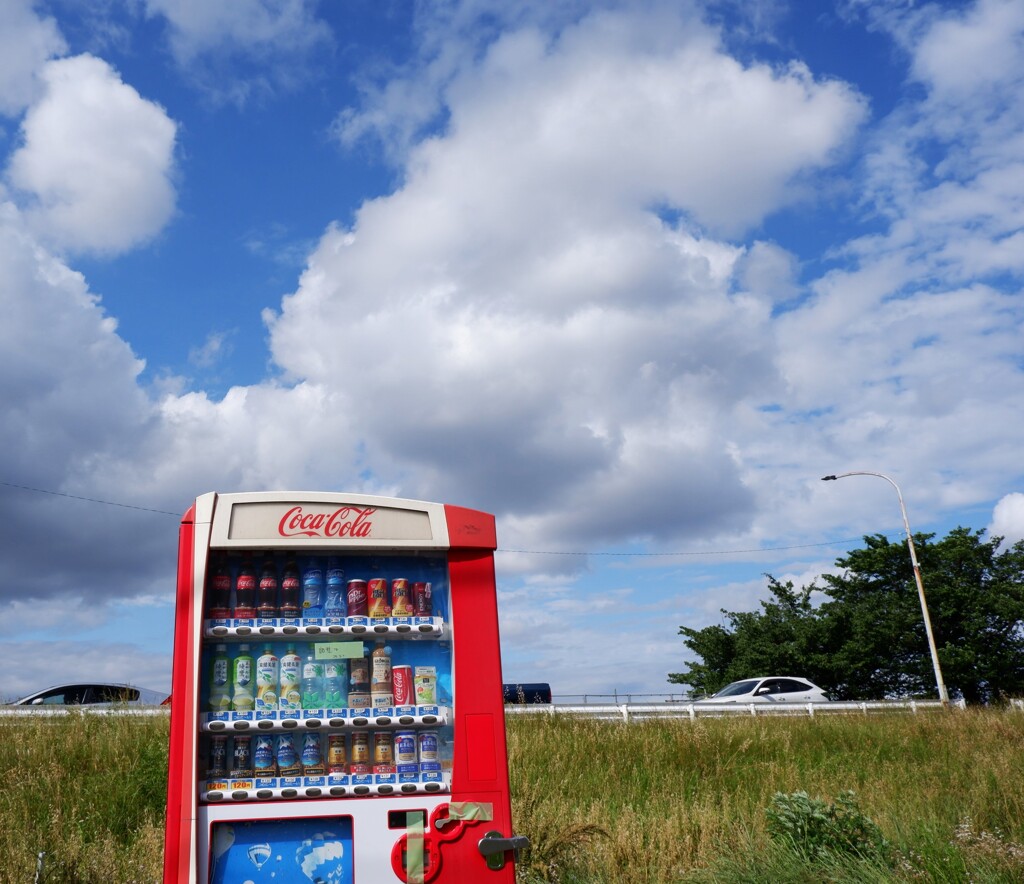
[
  {"left": 230, "top": 735, "right": 252, "bottom": 777},
  {"left": 253, "top": 734, "right": 277, "bottom": 776},
  {"left": 367, "top": 578, "right": 390, "bottom": 617},
  {"left": 207, "top": 735, "right": 228, "bottom": 778},
  {"left": 327, "top": 734, "right": 347, "bottom": 773},
  {"left": 301, "top": 732, "right": 324, "bottom": 775},
  {"left": 392, "top": 665, "right": 414, "bottom": 705},
  {"left": 372, "top": 732, "right": 394, "bottom": 765},
  {"left": 350, "top": 732, "right": 370, "bottom": 764},
  {"left": 276, "top": 733, "right": 301, "bottom": 776},
  {"left": 413, "top": 582, "right": 432, "bottom": 616},
  {"left": 346, "top": 579, "right": 368, "bottom": 616},
  {"left": 391, "top": 579, "right": 412, "bottom": 616}
]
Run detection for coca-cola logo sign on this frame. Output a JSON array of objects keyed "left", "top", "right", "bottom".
[{"left": 277, "top": 505, "right": 376, "bottom": 539}]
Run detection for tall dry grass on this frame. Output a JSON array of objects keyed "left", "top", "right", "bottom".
[
  {"left": 1, "top": 708, "right": 1023, "bottom": 882},
  {"left": 506, "top": 709, "right": 1024, "bottom": 883}
]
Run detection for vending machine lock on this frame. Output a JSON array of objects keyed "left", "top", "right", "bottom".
[{"left": 478, "top": 832, "right": 531, "bottom": 870}]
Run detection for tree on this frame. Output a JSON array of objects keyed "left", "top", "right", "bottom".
[{"left": 669, "top": 528, "right": 1024, "bottom": 702}]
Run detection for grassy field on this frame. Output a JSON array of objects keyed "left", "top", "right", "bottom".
[{"left": 1, "top": 709, "right": 1023, "bottom": 882}]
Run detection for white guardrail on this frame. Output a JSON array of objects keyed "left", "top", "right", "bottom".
[
  {"left": 505, "top": 698, "right": 967, "bottom": 722},
  {"left": 0, "top": 706, "right": 170, "bottom": 717},
  {"left": 4, "top": 698, "right": 995, "bottom": 721}
]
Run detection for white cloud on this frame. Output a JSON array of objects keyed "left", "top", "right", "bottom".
[
  {"left": 989, "top": 493, "right": 1024, "bottom": 546},
  {"left": 144, "top": 0, "right": 331, "bottom": 102},
  {"left": 0, "top": 0, "right": 66, "bottom": 117},
  {"left": 6, "top": 54, "right": 177, "bottom": 255},
  {"left": 266, "top": 5, "right": 865, "bottom": 550}
]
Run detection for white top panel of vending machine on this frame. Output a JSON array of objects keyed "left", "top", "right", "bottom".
[{"left": 199, "top": 491, "right": 451, "bottom": 550}]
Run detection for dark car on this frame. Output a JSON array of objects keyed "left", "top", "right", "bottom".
[
  {"left": 12, "top": 683, "right": 169, "bottom": 706},
  {"left": 503, "top": 682, "right": 552, "bottom": 704}
]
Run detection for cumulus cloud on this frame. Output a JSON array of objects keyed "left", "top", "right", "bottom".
[
  {"left": 0, "top": 0, "right": 66, "bottom": 117},
  {"left": 5, "top": 54, "right": 177, "bottom": 254},
  {"left": 989, "top": 493, "right": 1024, "bottom": 546},
  {"left": 267, "top": 6, "right": 865, "bottom": 551}
]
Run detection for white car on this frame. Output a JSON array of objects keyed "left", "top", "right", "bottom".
[
  {"left": 12, "top": 683, "right": 169, "bottom": 706},
  {"left": 694, "top": 677, "right": 830, "bottom": 705}
]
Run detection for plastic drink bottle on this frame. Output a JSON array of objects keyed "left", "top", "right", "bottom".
[
  {"left": 231, "top": 644, "right": 255, "bottom": 711},
  {"left": 257, "top": 553, "right": 278, "bottom": 618},
  {"left": 371, "top": 640, "right": 392, "bottom": 692},
  {"left": 208, "top": 644, "right": 231, "bottom": 712},
  {"left": 301, "top": 563, "right": 324, "bottom": 617},
  {"left": 279, "top": 645, "right": 301, "bottom": 712},
  {"left": 207, "top": 553, "right": 231, "bottom": 619},
  {"left": 255, "top": 644, "right": 279, "bottom": 712},
  {"left": 322, "top": 660, "right": 347, "bottom": 708},
  {"left": 324, "top": 559, "right": 346, "bottom": 617},
  {"left": 301, "top": 650, "right": 324, "bottom": 709},
  {"left": 280, "top": 558, "right": 301, "bottom": 618},
  {"left": 234, "top": 552, "right": 257, "bottom": 618}
]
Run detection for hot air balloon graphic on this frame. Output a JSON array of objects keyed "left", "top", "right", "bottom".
[{"left": 247, "top": 843, "right": 272, "bottom": 871}]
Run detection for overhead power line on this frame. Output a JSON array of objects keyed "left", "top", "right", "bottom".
[
  {"left": 0, "top": 481, "right": 180, "bottom": 516},
  {"left": 0, "top": 480, "right": 887, "bottom": 557}
]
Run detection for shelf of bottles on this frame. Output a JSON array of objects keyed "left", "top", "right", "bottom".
[{"left": 198, "top": 550, "right": 453, "bottom": 804}]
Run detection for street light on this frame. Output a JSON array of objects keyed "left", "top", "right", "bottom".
[{"left": 821, "top": 471, "right": 950, "bottom": 705}]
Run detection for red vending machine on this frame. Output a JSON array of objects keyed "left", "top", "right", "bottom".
[{"left": 164, "top": 492, "right": 527, "bottom": 883}]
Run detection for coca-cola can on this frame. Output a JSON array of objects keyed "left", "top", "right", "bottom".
[
  {"left": 392, "top": 665, "right": 414, "bottom": 705},
  {"left": 413, "top": 582, "right": 432, "bottom": 616},
  {"left": 391, "top": 579, "right": 412, "bottom": 616},
  {"left": 346, "top": 580, "right": 368, "bottom": 616},
  {"left": 367, "top": 578, "right": 390, "bottom": 617}
]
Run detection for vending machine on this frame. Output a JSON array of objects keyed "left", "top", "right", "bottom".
[{"left": 164, "top": 492, "right": 527, "bottom": 883}]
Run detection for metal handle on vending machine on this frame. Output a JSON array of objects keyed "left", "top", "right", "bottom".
[{"left": 477, "top": 832, "right": 531, "bottom": 870}]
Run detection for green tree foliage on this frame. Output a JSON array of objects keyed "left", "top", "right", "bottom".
[{"left": 669, "top": 528, "right": 1024, "bottom": 702}]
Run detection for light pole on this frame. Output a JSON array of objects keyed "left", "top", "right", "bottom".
[{"left": 821, "top": 471, "right": 950, "bottom": 705}]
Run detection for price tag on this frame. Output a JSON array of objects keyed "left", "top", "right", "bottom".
[{"left": 314, "top": 641, "right": 365, "bottom": 660}]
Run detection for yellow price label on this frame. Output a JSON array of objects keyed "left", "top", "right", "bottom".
[{"left": 314, "top": 642, "right": 365, "bottom": 660}]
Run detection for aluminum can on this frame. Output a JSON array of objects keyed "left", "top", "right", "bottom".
[
  {"left": 253, "top": 734, "right": 276, "bottom": 776},
  {"left": 372, "top": 732, "right": 394, "bottom": 765},
  {"left": 394, "top": 730, "right": 417, "bottom": 772},
  {"left": 392, "top": 665, "right": 414, "bottom": 705},
  {"left": 327, "top": 734, "right": 347, "bottom": 773},
  {"left": 350, "top": 732, "right": 370, "bottom": 765},
  {"left": 367, "top": 578, "right": 390, "bottom": 617},
  {"left": 413, "top": 582, "right": 432, "bottom": 616},
  {"left": 346, "top": 579, "right": 368, "bottom": 616},
  {"left": 390, "top": 579, "right": 412, "bottom": 616},
  {"left": 207, "top": 735, "right": 228, "bottom": 778},
  {"left": 301, "top": 732, "right": 324, "bottom": 775},
  {"left": 276, "top": 733, "right": 301, "bottom": 776},
  {"left": 230, "top": 735, "right": 252, "bottom": 777},
  {"left": 418, "top": 731, "right": 440, "bottom": 772}
]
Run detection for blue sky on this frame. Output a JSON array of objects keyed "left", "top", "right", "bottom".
[{"left": 1, "top": 0, "right": 1023, "bottom": 700}]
